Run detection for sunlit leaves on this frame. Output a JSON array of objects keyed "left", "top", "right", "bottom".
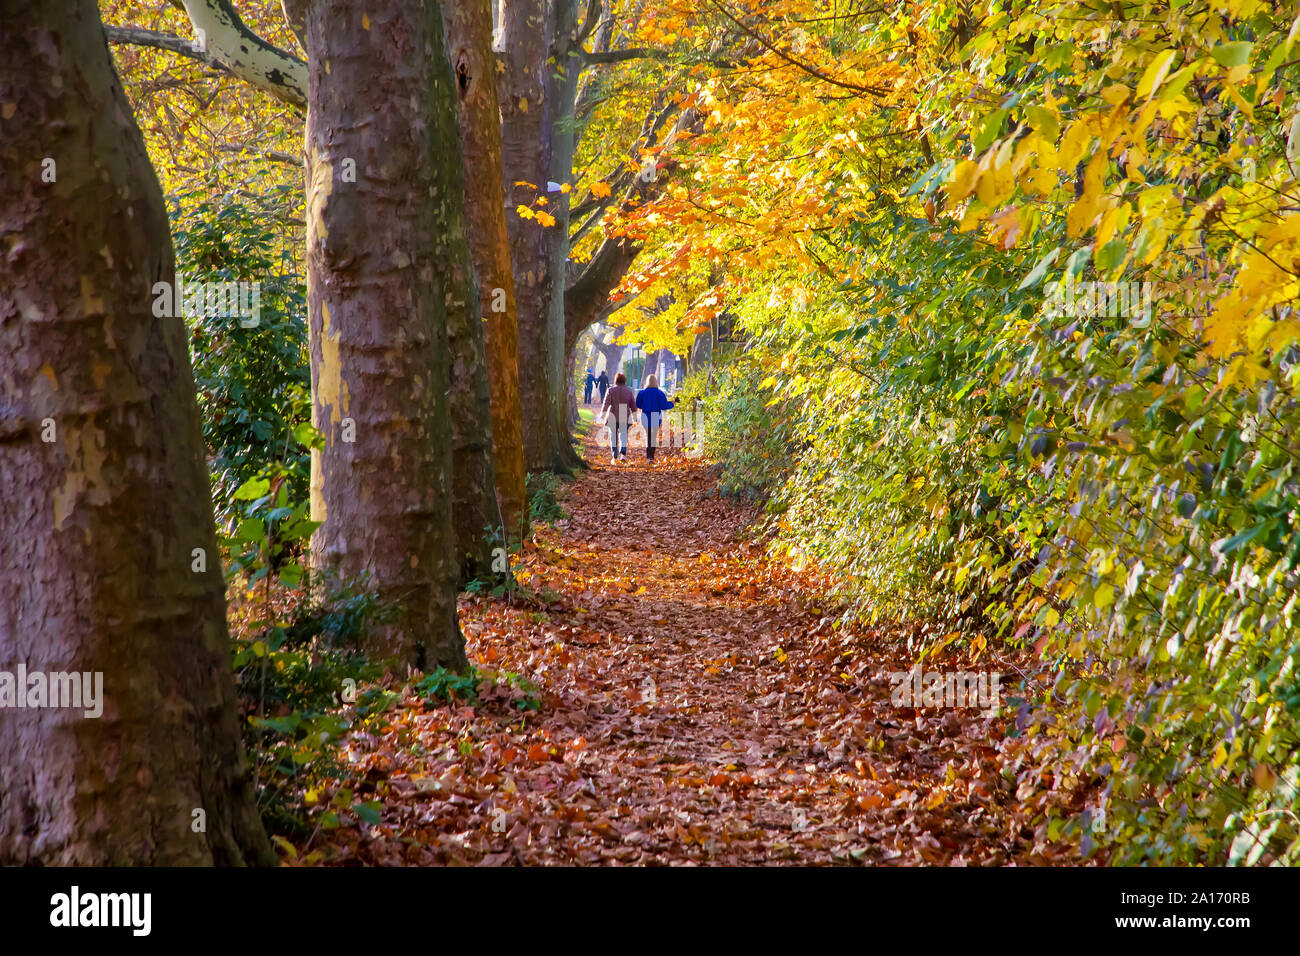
[{"left": 626, "top": 0, "right": 1300, "bottom": 866}]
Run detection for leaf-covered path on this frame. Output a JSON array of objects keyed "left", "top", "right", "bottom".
[{"left": 316, "top": 427, "right": 1033, "bottom": 866}]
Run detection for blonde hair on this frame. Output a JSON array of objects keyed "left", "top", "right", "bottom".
[{"left": 646, "top": 374, "right": 658, "bottom": 388}]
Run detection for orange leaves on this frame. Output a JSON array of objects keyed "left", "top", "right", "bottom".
[
  {"left": 286, "top": 422, "right": 1028, "bottom": 866},
  {"left": 987, "top": 207, "right": 1023, "bottom": 250},
  {"left": 590, "top": 181, "right": 613, "bottom": 199},
  {"left": 527, "top": 742, "right": 560, "bottom": 762}
]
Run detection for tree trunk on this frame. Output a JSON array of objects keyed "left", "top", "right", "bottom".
[
  {"left": 646, "top": 347, "right": 668, "bottom": 384},
  {"left": 498, "top": 0, "right": 555, "bottom": 471},
  {"left": 0, "top": 0, "right": 273, "bottom": 865},
  {"left": 443, "top": 0, "right": 528, "bottom": 542},
  {"left": 304, "top": 0, "right": 467, "bottom": 671},
  {"left": 584, "top": 327, "right": 604, "bottom": 376},
  {"left": 691, "top": 327, "right": 712, "bottom": 373},
  {"left": 434, "top": 15, "right": 500, "bottom": 584},
  {"left": 597, "top": 338, "right": 627, "bottom": 381},
  {"left": 543, "top": 0, "right": 585, "bottom": 472}
]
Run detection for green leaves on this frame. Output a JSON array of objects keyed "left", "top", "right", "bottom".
[
  {"left": 1023, "top": 105, "right": 1059, "bottom": 141},
  {"left": 170, "top": 189, "right": 311, "bottom": 535},
  {"left": 234, "top": 476, "right": 271, "bottom": 501},
  {"left": 1210, "top": 41, "right": 1253, "bottom": 70},
  {"left": 1215, "top": 524, "right": 1266, "bottom": 555},
  {"left": 1018, "top": 247, "right": 1060, "bottom": 290}
]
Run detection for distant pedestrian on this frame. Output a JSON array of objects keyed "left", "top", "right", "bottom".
[
  {"left": 584, "top": 368, "right": 596, "bottom": 404},
  {"left": 635, "top": 374, "right": 675, "bottom": 462},
  {"left": 596, "top": 369, "right": 610, "bottom": 402},
  {"left": 600, "top": 372, "right": 636, "bottom": 463}
]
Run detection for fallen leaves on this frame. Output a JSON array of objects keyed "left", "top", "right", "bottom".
[{"left": 286, "top": 430, "right": 1039, "bottom": 866}]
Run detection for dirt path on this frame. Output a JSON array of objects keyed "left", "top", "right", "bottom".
[{"left": 321, "top": 422, "right": 1028, "bottom": 865}]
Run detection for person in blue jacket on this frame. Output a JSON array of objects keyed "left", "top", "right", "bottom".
[
  {"left": 583, "top": 368, "right": 596, "bottom": 404},
  {"left": 635, "top": 374, "right": 674, "bottom": 461}
]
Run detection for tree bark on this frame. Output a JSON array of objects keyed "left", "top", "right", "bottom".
[
  {"left": 583, "top": 326, "right": 604, "bottom": 376},
  {"left": 304, "top": 0, "right": 467, "bottom": 671},
  {"left": 544, "top": 0, "right": 586, "bottom": 472},
  {"left": 443, "top": 0, "right": 528, "bottom": 542},
  {"left": 0, "top": 0, "right": 273, "bottom": 864},
  {"left": 597, "top": 337, "right": 627, "bottom": 381},
  {"left": 498, "top": 0, "right": 555, "bottom": 471},
  {"left": 648, "top": 347, "right": 672, "bottom": 384},
  {"left": 689, "top": 328, "right": 711, "bottom": 374},
  {"left": 436, "top": 43, "right": 500, "bottom": 585}
]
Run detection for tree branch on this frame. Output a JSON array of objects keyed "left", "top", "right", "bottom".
[
  {"left": 104, "top": 25, "right": 234, "bottom": 75},
  {"left": 703, "top": 0, "right": 889, "bottom": 98},
  {"left": 107, "top": 2, "right": 307, "bottom": 109},
  {"left": 564, "top": 107, "right": 701, "bottom": 341},
  {"left": 178, "top": 0, "right": 307, "bottom": 109},
  {"left": 579, "top": 46, "right": 662, "bottom": 64}
]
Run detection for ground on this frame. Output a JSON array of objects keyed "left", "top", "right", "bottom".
[{"left": 304, "top": 420, "right": 1037, "bottom": 865}]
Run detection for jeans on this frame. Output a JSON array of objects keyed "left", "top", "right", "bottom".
[
  {"left": 642, "top": 412, "right": 661, "bottom": 458},
  {"left": 584, "top": 384, "right": 593, "bottom": 403},
  {"left": 609, "top": 418, "right": 629, "bottom": 458}
]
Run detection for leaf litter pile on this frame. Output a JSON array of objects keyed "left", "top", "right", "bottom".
[{"left": 289, "top": 430, "right": 1051, "bottom": 866}]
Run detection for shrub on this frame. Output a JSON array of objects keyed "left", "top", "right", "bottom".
[{"left": 169, "top": 184, "right": 313, "bottom": 533}]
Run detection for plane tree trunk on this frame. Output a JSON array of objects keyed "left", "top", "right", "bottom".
[
  {"left": 303, "top": 0, "right": 468, "bottom": 670},
  {"left": 498, "top": 0, "right": 555, "bottom": 472},
  {"left": 0, "top": 0, "right": 273, "bottom": 865},
  {"left": 443, "top": 0, "right": 528, "bottom": 545}
]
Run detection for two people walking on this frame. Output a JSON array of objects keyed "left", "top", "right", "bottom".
[
  {"left": 585, "top": 368, "right": 609, "bottom": 404},
  {"left": 599, "top": 372, "right": 674, "bottom": 464},
  {"left": 590, "top": 366, "right": 608, "bottom": 403}
]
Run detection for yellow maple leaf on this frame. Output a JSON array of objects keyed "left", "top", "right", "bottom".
[
  {"left": 536, "top": 211, "right": 556, "bottom": 227},
  {"left": 515, "top": 205, "right": 535, "bottom": 220}
]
